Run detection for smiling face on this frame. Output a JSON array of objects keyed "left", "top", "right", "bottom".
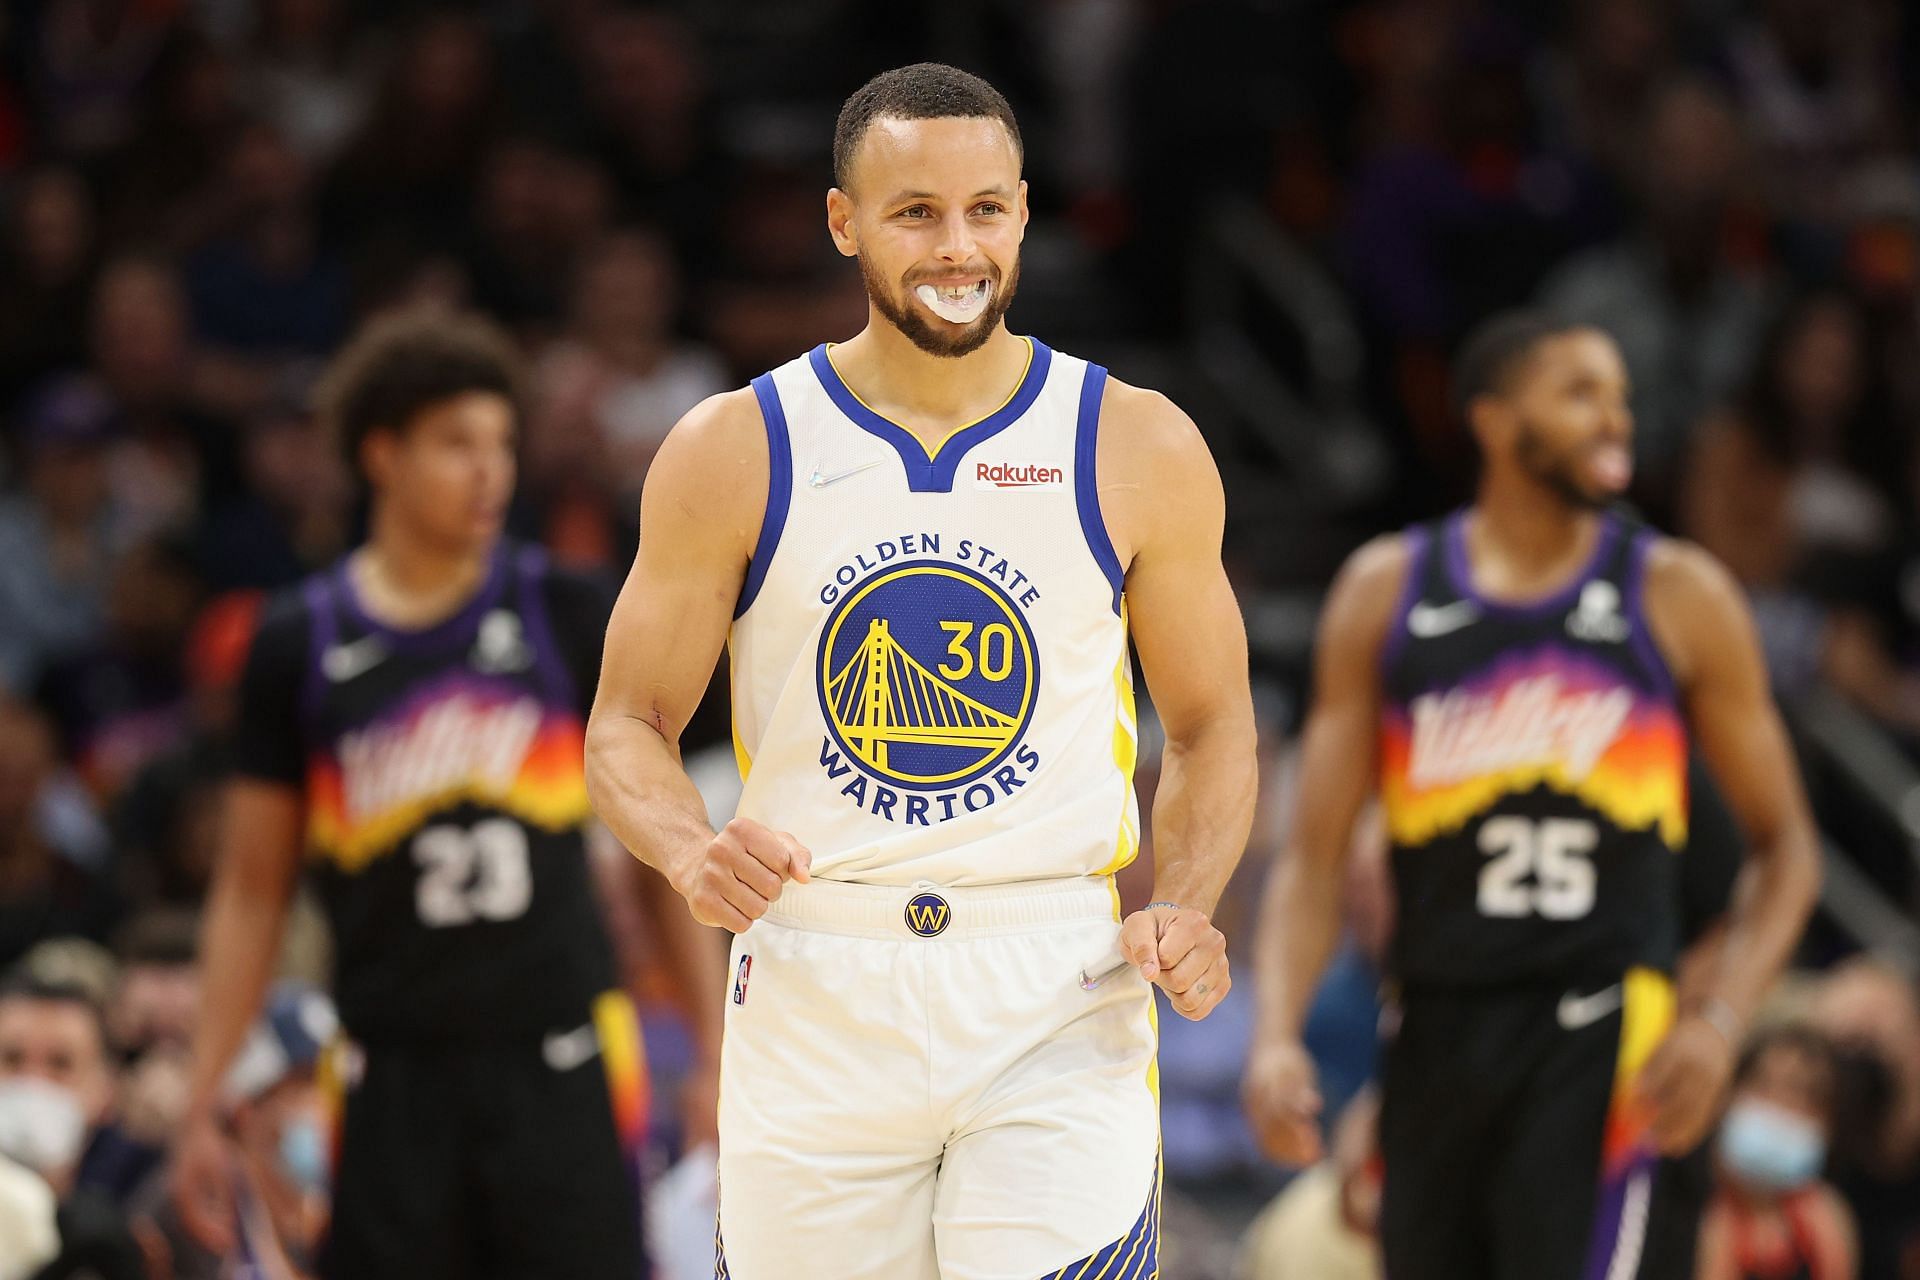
[
  {"left": 1481, "top": 328, "right": 1635, "bottom": 509},
  {"left": 828, "top": 115, "right": 1027, "bottom": 358}
]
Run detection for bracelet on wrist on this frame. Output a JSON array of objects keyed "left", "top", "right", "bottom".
[{"left": 1144, "top": 901, "right": 1185, "bottom": 912}]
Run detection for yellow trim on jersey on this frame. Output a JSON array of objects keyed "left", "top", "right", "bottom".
[
  {"left": 822, "top": 337, "right": 1036, "bottom": 459},
  {"left": 1619, "top": 967, "right": 1676, "bottom": 1084},
  {"left": 728, "top": 644, "right": 753, "bottom": 782},
  {"left": 1098, "top": 600, "right": 1141, "bottom": 877}
]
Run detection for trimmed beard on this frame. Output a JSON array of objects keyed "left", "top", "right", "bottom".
[
  {"left": 1515, "top": 419, "right": 1610, "bottom": 511},
  {"left": 859, "top": 253, "right": 1020, "bottom": 358}
]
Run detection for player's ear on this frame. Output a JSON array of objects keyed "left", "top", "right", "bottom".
[
  {"left": 1017, "top": 179, "right": 1030, "bottom": 231},
  {"left": 361, "top": 427, "right": 396, "bottom": 491},
  {"left": 1467, "top": 394, "right": 1510, "bottom": 454},
  {"left": 827, "top": 187, "right": 858, "bottom": 258}
]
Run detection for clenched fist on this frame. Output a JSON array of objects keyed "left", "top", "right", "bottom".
[
  {"left": 1119, "top": 903, "right": 1231, "bottom": 1020},
  {"left": 673, "top": 817, "right": 812, "bottom": 932}
]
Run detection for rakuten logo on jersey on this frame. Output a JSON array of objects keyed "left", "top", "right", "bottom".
[
  {"left": 974, "top": 462, "right": 1065, "bottom": 490},
  {"left": 1407, "top": 675, "right": 1632, "bottom": 787}
]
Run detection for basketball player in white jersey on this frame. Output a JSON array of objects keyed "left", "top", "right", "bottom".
[{"left": 586, "top": 63, "right": 1256, "bottom": 1280}]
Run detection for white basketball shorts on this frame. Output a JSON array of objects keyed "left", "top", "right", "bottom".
[{"left": 715, "top": 875, "right": 1162, "bottom": 1280}]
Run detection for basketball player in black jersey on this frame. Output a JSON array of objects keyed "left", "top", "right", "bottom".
[
  {"left": 1243, "top": 313, "right": 1821, "bottom": 1279},
  {"left": 168, "top": 312, "right": 722, "bottom": 1279}
]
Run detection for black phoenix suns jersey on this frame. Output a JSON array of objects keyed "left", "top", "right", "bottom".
[
  {"left": 1378, "top": 509, "right": 1688, "bottom": 989},
  {"left": 234, "top": 542, "right": 615, "bottom": 1043}
]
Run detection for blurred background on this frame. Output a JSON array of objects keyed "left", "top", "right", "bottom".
[{"left": 0, "top": 0, "right": 1918, "bottom": 1277}]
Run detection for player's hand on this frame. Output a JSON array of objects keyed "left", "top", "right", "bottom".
[
  {"left": 674, "top": 818, "right": 812, "bottom": 932},
  {"left": 1119, "top": 903, "right": 1230, "bottom": 1020},
  {"left": 1637, "top": 1012, "right": 1737, "bottom": 1155},
  {"left": 1243, "top": 1035, "right": 1325, "bottom": 1167},
  {"left": 170, "top": 1108, "right": 236, "bottom": 1253}
]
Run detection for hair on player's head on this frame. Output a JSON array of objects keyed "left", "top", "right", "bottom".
[
  {"left": 318, "top": 308, "right": 523, "bottom": 486},
  {"left": 833, "top": 63, "right": 1022, "bottom": 190},
  {"left": 1451, "top": 310, "right": 1589, "bottom": 424}
]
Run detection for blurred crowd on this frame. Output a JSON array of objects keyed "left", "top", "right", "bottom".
[{"left": 2, "top": 0, "right": 1920, "bottom": 1277}]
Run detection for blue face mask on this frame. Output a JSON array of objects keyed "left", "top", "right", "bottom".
[
  {"left": 1718, "top": 1098, "right": 1826, "bottom": 1192},
  {"left": 278, "top": 1116, "right": 329, "bottom": 1195}
]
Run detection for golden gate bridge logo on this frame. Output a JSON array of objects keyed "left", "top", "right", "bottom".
[{"left": 817, "top": 562, "right": 1037, "bottom": 789}]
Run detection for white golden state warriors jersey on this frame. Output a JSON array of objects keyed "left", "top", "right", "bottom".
[{"left": 727, "top": 337, "right": 1140, "bottom": 887}]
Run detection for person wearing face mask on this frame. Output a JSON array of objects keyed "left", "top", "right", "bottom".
[
  {"left": 0, "top": 974, "right": 144, "bottom": 1280},
  {"left": 1696, "top": 1025, "right": 1856, "bottom": 1280},
  {"left": 137, "top": 982, "right": 335, "bottom": 1280}
]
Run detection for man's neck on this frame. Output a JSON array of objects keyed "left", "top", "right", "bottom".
[
  {"left": 1467, "top": 478, "right": 1604, "bottom": 599},
  {"left": 352, "top": 515, "right": 494, "bottom": 631},
  {"left": 828, "top": 319, "right": 1029, "bottom": 448}
]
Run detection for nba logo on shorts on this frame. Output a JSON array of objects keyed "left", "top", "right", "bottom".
[
  {"left": 732, "top": 954, "right": 752, "bottom": 1005},
  {"left": 905, "top": 892, "right": 951, "bottom": 938}
]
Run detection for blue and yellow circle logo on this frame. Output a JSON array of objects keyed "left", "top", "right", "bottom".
[
  {"left": 904, "top": 891, "right": 951, "bottom": 937},
  {"left": 816, "top": 560, "right": 1038, "bottom": 791}
]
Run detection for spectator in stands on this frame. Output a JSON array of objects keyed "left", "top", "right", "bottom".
[
  {"left": 1540, "top": 77, "right": 1773, "bottom": 511},
  {"left": 1809, "top": 960, "right": 1920, "bottom": 1279},
  {"left": 1724, "top": 0, "right": 1903, "bottom": 247},
  {"left": 0, "top": 975, "right": 143, "bottom": 1279},
  {"left": 529, "top": 227, "right": 727, "bottom": 535},
  {"left": 0, "top": 702, "right": 117, "bottom": 967},
  {"left": 1696, "top": 1024, "right": 1856, "bottom": 1280},
  {"left": 136, "top": 982, "right": 334, "bottom": 1280},
  {"left": 0, "top": 379, "right": 123, "bottom": 694},
  {"left": 0, "top": 168, "right": 99, "bottom": 407}
]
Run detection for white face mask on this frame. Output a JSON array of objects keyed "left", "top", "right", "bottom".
[{"left": 0, "top": 1077, "right": 89, "bottom": 1176}]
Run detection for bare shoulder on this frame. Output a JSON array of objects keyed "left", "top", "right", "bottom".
[
  {"left": 1640, "top": 535, "right": 1754, "bottom": 689},
  {"left": 1643, "top": 535, "right": 1745, "bottom": 606},
  {"left": 642, "top": 386, "right": 769, "bottom": 554},
  {"left": 1093, "top": 375, "right": 1220, "bottom": 566},
  {"left": 1324, "top": 533, "right": 1416, "bottom": 641},
  {"left": 1095, "top": 376, "right": 1213, "bottom": 480}
]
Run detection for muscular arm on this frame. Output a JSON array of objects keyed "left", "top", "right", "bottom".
[
  {"left": 1243, "top": 536, "right": 1408, "bottom": 1163},
  {"left": 1640, "top": 541, "right": 1822, "bottom": 1150},
  {"left": 586, "top": 390, "right": 810, "bottom": 930},
  {"left": 1096, "top": 382, "right": 1257, "bottom": 1018},
  {"left": 1104, "top": 383, "right": 1258, "bottom": 915}
]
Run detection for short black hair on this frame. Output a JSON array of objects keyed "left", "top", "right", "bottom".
[
  {"left": 1451, "top": 310, "right": 1590, "bottom": 423},
  {"left": 0, "top": 974, "right": 109, "bottom": 1057},
  {"left": 833, "top": 63, "right": 1022, "bottom": 190},
  {"left": 317, "top": 309, "right": 523, "bottom": 485},
  {"left": 1735, "top": 1022, "right": 1837, "bottom": 1114}
]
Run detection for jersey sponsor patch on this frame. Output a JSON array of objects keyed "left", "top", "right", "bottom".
[{"left": 972, "top": 461, "right": 1065, "bottom": 491}]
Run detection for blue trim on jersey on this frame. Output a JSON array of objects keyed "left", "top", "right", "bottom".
[
  {"left": 1376, "top": 523, "right": 1433, "bottom": 676},
  {"left": 299, "top": 574, "right": 336, "bottom": 730},
  {"left": 735, "top": 373, "right": 793, "bottom": 618},
  {"left": 1624, "top": 529, "right": 1678, "bottom": 699},
  {"left": 1040, "top": 1155, "right": 1160, "bottom": 1279},
  {"left": 1073, "top": 362, "right": 1124, "bottom": 615},
  {"left": 807, "top": 339, "right": 1054, "bottom": 493}
]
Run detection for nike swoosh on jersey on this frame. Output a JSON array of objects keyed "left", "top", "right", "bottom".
[
  {"left": 807, "top": 459, "right": 885, "bottom": 488},
  {"left": 1556, "top": 983, "right": 1624, "bottom": 1030},
  {"left": 1407, "top": 600, "right": 1481, "bottom": 638},
  {"left": 541, "top": 1022, "right": 601, "bottom": 1072},
  {"left": 322, "top": 636, "right": 388, "bottom": 682}
]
